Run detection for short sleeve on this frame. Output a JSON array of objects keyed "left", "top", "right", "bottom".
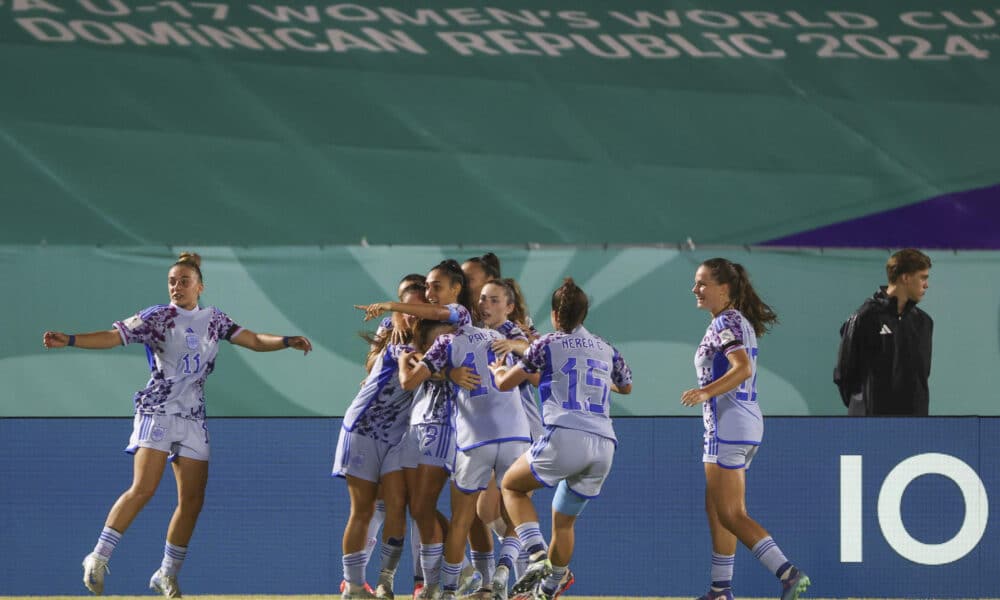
[
  {"left": 208, "top": 307, "right": 243, "bottom": 342},
  {"left": 114, "top": 305, "right": 173, "bottom": 347},
  {"left": 611, "top": 346, "right": 633, "bottom": 387},
  {"left": 520, "top": 335, "right": 553, "bottom": 374},
  {"left": 445, "top": 304, "right": 472, "bottom": 330},
  {"left": 498, "top": 321, "right": 528, "bottom": 341},
  {"left": 713, "top": 311, "right": 746, "bottom": 354},
  {"left": 421, "top": 334, "right": 455, "bottom": 374}
]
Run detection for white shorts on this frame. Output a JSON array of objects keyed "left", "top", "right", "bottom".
[
  {"left": 527, "top": 427, "right": 614, "bottom": 499},
  {"left": 704, "top": 440, "right": 759, "bottom": 470},
  {"left": 453, "top": 441, "right": 529, "bottom": 493},
  {"left": 400, "top": 423, "right": 455, "bottom": 470},
  {"left": 333, "top": 427, "right": 406, "bottom": 482},
  {"left": 125, "top": 413, "right": 210, "bottom": 462}
]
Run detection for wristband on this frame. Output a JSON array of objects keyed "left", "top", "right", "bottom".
[
  {"left": 68, "top": 335, "right": 76, "bottom": 347},
  {"left": 282, "top": 336, "right": 291, "bottom": 348}
]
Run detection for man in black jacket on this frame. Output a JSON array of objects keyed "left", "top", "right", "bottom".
[{"left": 835, "top": 249, "right": 933, "bottom": 415}]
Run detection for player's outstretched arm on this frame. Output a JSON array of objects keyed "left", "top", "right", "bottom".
[
  {"left": 42, "top": 330, "right": 122, "bottom": 350},
  {"left": 231, "top": 329, "right": 312, "bottom": 354},
  {"left": 355, "top": 302, "right": 451, "bottom": 322}
]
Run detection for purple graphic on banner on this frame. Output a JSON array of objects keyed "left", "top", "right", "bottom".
[{"left": 765, "top": 184, "right": 1000, "bottom": 249}]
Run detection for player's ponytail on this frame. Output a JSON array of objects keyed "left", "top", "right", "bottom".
[{"left": 551, "top": 278, "right": 588, "bottom": 333}]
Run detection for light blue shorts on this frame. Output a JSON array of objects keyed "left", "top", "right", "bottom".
[
  {"left": 526, "top": 427, "right": 615, "bottom": 499},
  {"left": 332, "top": 427, "right": 406, "bottom": 482}
]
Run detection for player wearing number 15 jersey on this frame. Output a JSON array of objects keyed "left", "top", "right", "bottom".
[
  {"left": 42, "top": 252, "right": 312, "bottom": 599},
  {"left": 492, "top": 278, "right": 632, "bottom": 600}
]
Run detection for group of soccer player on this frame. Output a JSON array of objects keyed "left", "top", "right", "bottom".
[
  {"left": 43, "top": 251, "right": 811, "bottom": 600},
  {"left": 341, "top": 253, "right": 632, "bottom": 600}
]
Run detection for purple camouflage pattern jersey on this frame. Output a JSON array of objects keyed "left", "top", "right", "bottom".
[
  {"left": 115, "top": 304, "right": 242, "bottom": 420},
  {"left": 343, "top": 343, "right": 416, "bottom": 445}
]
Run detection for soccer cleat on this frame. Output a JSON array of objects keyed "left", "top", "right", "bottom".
[
  {"left": 698, "top": 588, "right": 735, "bottom": 600},
  {"left": 412, "top": 582, "right": 425, "bottom": 599},
  {"left": 82, "top": 553, "right": 110, "bottom": 595},
  {"left": 375, "top": 570, "right": 396, "bottom": 599},
  {"left": 491, "top": 580, "right": 508, "bottom": 600},
  {"left": 342, "top": 580, "right": 376, "bottom": 595},
  {"left": 509, "top": 552, "right": 550, "bottom": 596},
  {"left": 440, "top": 591, "right": 457, "bottom": 600},
  {"left": 457, "top": 564, "right": 483, "bottom": 597},
  {"left": 491, "top": 564, "right": 509, "bottom": 600},
  {"left": 343, "top": 581, "right": 378, "bottom": 599},
  {"left": 149, "top": 568, "right": 182, "bottom": 598},
  {"left": 416, "top": 583, "right": 440, "bottom": 599},
  {"left": 552, "top": 569, "right": 574, "bottom": 600},
  {"left": 780, "top": 567, "right": 811, "bottom": 600}
]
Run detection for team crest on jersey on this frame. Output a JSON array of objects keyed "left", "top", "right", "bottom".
[
  {"left": 185, "top": 330, "right": 199, "bottom": 350},
  {"left": 150, "top": 425, "right": 166, "bottom": 442}
]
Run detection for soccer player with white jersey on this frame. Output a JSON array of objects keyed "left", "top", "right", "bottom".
[
  {"left": 397, "top": 318, "right": 458, "bottom": 599},
  {"left": 337, "top": 283, "right": 433, "bottom": 600},
  {"left": 357, "top": 259, "right": 485, "bottom": 599},
  {"left": 401, "top": 319, "right": 532, "bottom": 600},
  {"left": 475, "top": 280, "right": 546, "bottom": 598},
  {"left": 42, "top": 252, "right": 312, "bottom": 598},
  {"left": 681, "top": 258, "right": 810, "bottom": 600},
  {"left": 491, "top": 278, "right": 632, "bottom": 600}
]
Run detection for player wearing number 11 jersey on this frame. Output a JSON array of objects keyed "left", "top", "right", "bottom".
[{"left": 42, "top": 252, "right": 312, "bottom": 598}]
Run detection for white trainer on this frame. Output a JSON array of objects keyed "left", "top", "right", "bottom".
[
  {"left": 82, "top": 553, "right": 109, "bottom": 595},
  {"left": 149, "top": 568, "right": 182, "bottom": 598}
]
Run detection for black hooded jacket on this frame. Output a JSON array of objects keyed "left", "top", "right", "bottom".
[{"left": 834, "top": 287, "right": 933, "bottom": 415}]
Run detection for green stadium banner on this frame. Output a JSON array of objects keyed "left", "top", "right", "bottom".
[
  {"left": 5, "top": 245, "right": 999, "bottom": 416},
  {"left": 2, "top": 0, "right": 999, "bottom": 246}
]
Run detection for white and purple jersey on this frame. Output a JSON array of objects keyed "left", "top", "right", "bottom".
[
  {"left": 495, "top": 320, "right": 525, "bottom": 341},
  {"left": 442, "top": 303, "right": 473, "bottom": 333},
  {"left": 409, "top": 378, "right": 453, "bottom": 426},
  {"left": 520, "top": 325, "right": 631, "bottom": 443},
  {"left": 495, "top": 320, "right": 543, "bottom": 439},
  {"left": 343, "top": 344, "right": 415, "bottom": 445},
  {"left": 695, "top": 309, "right": 763, "bottom": 445},
  {"left": 423, "top": 325, "right": 530, "bottom": 451},
  {"left": 114, "top": 304, "right": 243, "bottom": 420}
]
